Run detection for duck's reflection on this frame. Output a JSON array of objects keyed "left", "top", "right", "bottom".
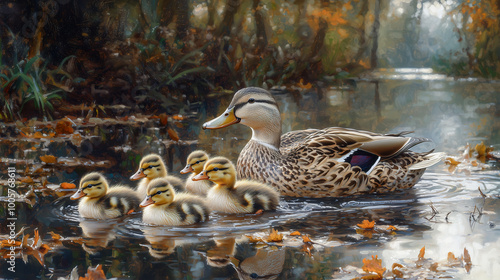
[
  {"left": 79, "top": 219, "right": 118, "bottom": 255},
  {"left": 142, "top": 226, "right": 201, "bottom": 259},
  {"left": 205, "top": 236, "right": 286, "bottom": 279}
]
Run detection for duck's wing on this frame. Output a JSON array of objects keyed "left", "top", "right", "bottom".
[
  {"left": 284, "top": 127, "right": 431, "bottom": 173},
  {"left": 280, "top": 129, "right": 319, "bottom": 154}
]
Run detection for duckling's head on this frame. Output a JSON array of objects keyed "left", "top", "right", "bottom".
[
  {"left": 192, "top": 157, "right": 236, "bottom": 186},
  {"left": 202, "top": 87, "right": 282, "bottom": 148},
  {"left": 140, "top": 178, "right": 175, "bottom": 207},
  {"left": 180, "top": 150, "right": 209, "bottom": 175},
  {"left": 71, "top": 172, "right": 109, "bottom": 200},
  {"left": 130, "top": 154, "right": 167, "bottom": 181}
]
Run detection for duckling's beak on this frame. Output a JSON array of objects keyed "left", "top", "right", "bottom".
[
  {"left": 70, "top": 189, "right": 85, "bottom": 200},
  {"left": 140, "top": 196, "right": 155, "bottom": 207},
  {"left": 192, "top": 172, "right": 209, "bottom": 181},
  {"left": 130, "top": 169, "right": 145, "bottom": 181},
  {"left": 202, "top": 107, "right": 240, "bottom": 130},
  {"left": 180, "top": 165, "right": 193, "bottom": 174}
]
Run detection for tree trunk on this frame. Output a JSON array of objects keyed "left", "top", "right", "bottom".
[
  {"left": 253, "top": 0, "right": 268, "bottom": 52},
  {"left": 370, "top": 0, "right": 381, "bottom": 69},
  {"left": 354, "top": 0, "right": 369, "bottom": 62},
  {"left": 215, "top": 0, "right": 241, "bottom": 37},
  {"left": 157, "top": 0, "right": 177, "bottom": 26},
  {"left": 207, "top": 0, "right": 219, "bottom": 27},
  {"left": 176, "top": 0, "right": 190, "bottom": 39}
]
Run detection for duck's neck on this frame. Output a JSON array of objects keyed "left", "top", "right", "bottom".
[{"left": 249, "top": 120, "right": 282, "bottom": 150}]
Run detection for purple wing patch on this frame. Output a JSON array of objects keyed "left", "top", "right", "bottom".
[{"left": 344, "top": 150, "right": 380, "bottom": 173}]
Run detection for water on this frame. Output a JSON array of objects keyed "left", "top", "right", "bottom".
[{"left": 1, "top": 71, "right": 500, "bottom": 279}]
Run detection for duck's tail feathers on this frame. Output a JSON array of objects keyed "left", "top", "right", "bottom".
[{"left": 409, "top": 152, "right": 446, "bottom": 170}]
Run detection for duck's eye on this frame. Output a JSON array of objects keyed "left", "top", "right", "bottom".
[
  {"left": 248, "top": 98, "right": 255, "bottom": 104},
  {"left": 213, "top": 167, "right": 219, "bottom": 171}
]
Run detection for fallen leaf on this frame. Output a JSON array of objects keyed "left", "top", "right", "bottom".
[
  {"left": 40, "top": 155, "right": 57, "bottom": 164},
  {"left": 388, "top": 225, "right": 398, "bottom": 231},
  {"left": 429, "top": 262, "right": 439, "bottom": 272},
  {"left": 356, "top": 228, "right": 374, "bottom": 239},
  {"left": 167, "top": 128, "right": 179, "bottom": 141},
  {"left": 357, "top": 220, "right": 375, "bottom": 229},
  {"left": 48, "top": 232, "right": 61, "bottom": 240},
  {"left": 362, "top": 255, "right": 386, "bottom": 277},
  {"left": 254, "top": 209, "right": 263, "bottom": 215},
  {"left": 301, "top": 243, "right": 314, "bottom": 257},
  {"left": 33, "top": 131, "right": 43, "bottom": 139},
  {"left": 418, "top": 246, "right": 425, "bottom": 261},
  {"left": 290, "top": 231, "right": 301, "bottom": 236},
  {"left": 38, "top": 244, "right": 50, "bottom": 254},
  {"left": 246, "top": 235, "right": 264, "bottom": 243},
  {"left": 301, "top": 235, "right": 312, "bottom": 243},
  {"left": 463, "top": 248, "right": 471, "bottom": 264},
  {"left": 172, "top": 115, "right": 185, "bottom": 121},
  {"left": 266, "top": 229, "right": 283, "bottom": 242},
  {"left": 60, "top": 182, "right": 76, "bottom": 189},
  {"left": 20, "top": 177, "right": 33, "bottom": 183},
  {"left": 80, "top": 264, "right": 107, "bottom": 280},
  {"left": 445, "top": 157, "right": 461, "bottom": 166},
  {"left": 159, "top": 113, "right": 168, "bottom": 126},
  {"left": 392, "top": 263, "right": 404, "bottom": 278},
  {"left": 55, "top": 120, "right": 74, "bottom": 134}
]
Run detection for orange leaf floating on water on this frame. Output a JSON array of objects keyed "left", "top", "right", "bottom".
[
  {"left": 246, "top": 235, "right": 264, "bottom": 243},
  {"left": 80, "top": 264, "right": 107, "bottom": 280},
  {"left": 463, "top": 247, "right": 472, "bottom": 272},
  {"left": 418, "top": 246, "right": 425, "bottom": 260},
  {"left": 266, "top": 229, "right": 283, "bottom": 242},
  {"left": 60, "top": 182, "right": 76, "bottom": 189},
  {"left": 254, "top": 209, "right": 264, "bottom": 215},
  {"left": 40, "top": 155, "right": 57, "bottom": 164},
  {"left": 55, "top": 120, "right": 73, "bottom": 135},
  {"left": 301, "top": 235, "right": 312, "bottom": 243},
  {"left": 172, "top": 114, "right": 185, "bottom": 121},
  {"left": 48, "top": 232, "right": 61, "bottom": 240},
  {"left": 357, "top": 220, "right": 375, "bottom": 229},
  {"left": 447, "top": 252, "right": 457, "bottom": 262},
  {"left": 301, "top": 243, "right": 314, "bottom": 257},
  {"left": 388, "top": 225, "right": 398, "bottom": 231},
  {"left": 362, "top": 255, "right": 386, "bottom": 277},
  {"left": 429, "top": 262, "right": 440, "bottom": 272},
  {"left": 20, "top": 177, "right": 33, "bottom": 183},
  {"left": 445, "top": 157, "right": 461, "bottom": 166},
  {"left": 392, "top": 263, "right": 404, "bottom": 278},
  {"left": 159, "top": 113, "right": 168, "bottom": 126},
  {"left": 297, "top": 79, "right": 312, "bottom": 90},
  {"left": 38, "top": 244, "right": 50, "bottom": 254},
  {"left": 167, "top": 128, "right": 179, "bottom": 141},
  {"left": 290, "top": 231, "right": 301, "bottom": 236}
]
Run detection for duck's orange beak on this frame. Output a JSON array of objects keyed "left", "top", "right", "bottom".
[
  {"left": 192, "top": 171, "right": 209, "bottom": 181},
  {"left": 140, "top": 196, "right": 155, "bottom": 207},
  {"left": 180, "top": 165, "right": 193, "bottom": 174},
  {"left": 202, "top": 107, "right": 240, "bottom": 130},
  {"left": 70, "top": 189, "right": 85, "bottom": 200},
  {"left": 130, "top": 169, "right": 145, "bottom": 181}
]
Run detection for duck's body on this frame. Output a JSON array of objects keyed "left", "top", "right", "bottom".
[
  {"left": 180, "top": 150, "right": 212, "bottom": 196},
  {"left": 193, "top": 157, "right": 279, "bottom": 213},
  {"left": 203, "top": 87, "right": 444, "bottom": 198},
  {"left": 71, "top": 172, "right": 139, "bottom": 219},
  {"left": 140, "top": 178, "right": 210, "bottom": 226},
  {"left": 131, "top": 154, "right": 185, "bottom": 199}
]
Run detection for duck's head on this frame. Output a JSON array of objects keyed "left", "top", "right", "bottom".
[
  {"left": 71, "top": 172, "right": 109, "bottom": 200},
  {"left": 140, "top": 178, "right": 175, "bottom": 207},
  {"left": 202, "top": 87, "right": 282, "bottom": 148},
  {"left": 130, "top": 154, "right": 167, "bottom": 181},
  {"left": 180, "top": 150, "right": 209, "bottom": 175},
  {"left": 192, "top": 157, "right": 236, "bottom": 186}
]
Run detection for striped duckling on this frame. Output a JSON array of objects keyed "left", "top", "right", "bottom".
[
  {"left": 180, "top": 150, "right": 212, "bottom": 196},
  {"left": 130, "top": 153, "right": 185, "bottom": 199},
  {"left": 70, "top": 172, "right": 139, "bottom": 219},
  {"left": 192, "top": 157, "right": 280, "bottom": 214},
  {"left": 140, "top": 178, "right": 210, "bottom": 226}
]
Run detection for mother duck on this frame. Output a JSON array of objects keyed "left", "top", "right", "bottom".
[{"left": 202, "top": 87, "right": 443, "bottom": 198}]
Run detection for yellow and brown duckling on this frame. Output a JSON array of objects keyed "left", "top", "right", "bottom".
[
  {"left": 202, "top": 87, "right": 445, "bottom": 198},
  {"left": 180, "top": 150, "right": 212, "bottom": 196},
  {"left": 70, "top": 172, "right": 139, "bottom": 219},
  {"left": 192, "top": 157, "right": 279, "bottom": 214},
  {"left": 130, "top": 153, "right": 184, "bottom": 199},
  {"left": 139, "top": 178, "right": 210, "bottom": 226}
]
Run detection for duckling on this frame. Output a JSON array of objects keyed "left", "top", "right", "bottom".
[
  {"left": 192, "top": 157, "right": 279, "bottom": 214},
  {"left": 180, "top": 150, "right": 212, "bottom": 196},
  {"left": 130, "top": 153, "right": 185, "bottom": 199},
  {"left": 70, "top": 172, "right": 139, "bottom": 219},
  {"left": 140, "top": 178, "right": 210, "bottom": 226}
]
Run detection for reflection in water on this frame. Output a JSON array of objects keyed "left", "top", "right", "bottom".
[
  {"left": 234, "top": 247, "right": 286, "bottom": 280},
  {"left": 206, "top": 237, "right": 237, "bottom": 267},
  {"left": 79, "top": 219, "right": 118, "bottom": 255}
]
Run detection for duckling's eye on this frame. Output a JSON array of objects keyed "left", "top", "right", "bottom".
[
  {"left": 156, "top": 191, "right": 162, "bottom": 195},
  {"left": 248, "top": 98, "right": 255, "bottom": 104},
  {"left": 213, "top": 167, "right": 219, "bottom": 171},
  {"left": 195, "top": 161, "right": 200, "bottom": 164},
  {"left": 97, "top": 187, "right": 101, "bottom": 189}
]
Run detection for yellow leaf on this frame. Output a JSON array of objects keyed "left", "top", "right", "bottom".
[
  {"left": 266, "top": 229, "right": 283, "bottom": 242},
  {"left": 357, "top": 220, "right": 375, "bottom": 229},
  {"left": 301, "top": 235, "right": 312, "bottom": 243},
  {"left": 290, "top": 231, "right": 301, "bottom": 236},
  {"left": 418, "top": 246, "right": 425, "bottom": 260},
  {"left": 362, "top": 255, "right": 386, "bottom": 277},
  {"left": 246, "top": 235, "right": 264, "bottom": 243},
  {"left": 445, "top": 157, "right": 461, "bottom": 165}
]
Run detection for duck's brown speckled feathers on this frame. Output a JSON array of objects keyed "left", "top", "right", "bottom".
[{"left": 204, "top": 87, "right": 444, "bottom": 198}]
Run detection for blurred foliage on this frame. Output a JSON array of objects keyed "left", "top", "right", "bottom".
[{"left": 0, "top": 0, "right": 498, "bottom": 121}]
